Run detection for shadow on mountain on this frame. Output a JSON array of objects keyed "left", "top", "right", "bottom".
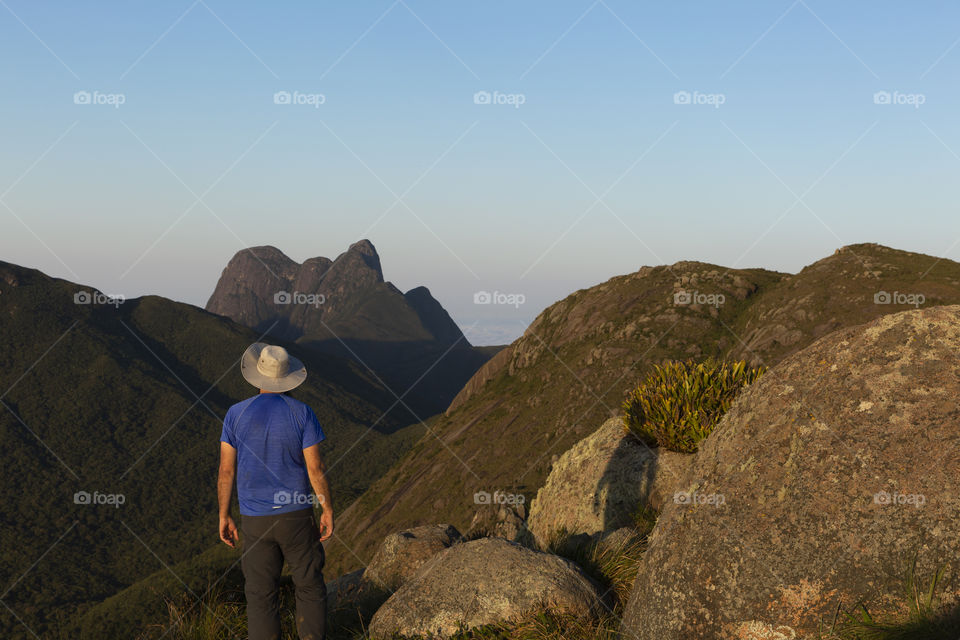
[{"left": 300, "top": 337, "right": 494, "bottom": 418}]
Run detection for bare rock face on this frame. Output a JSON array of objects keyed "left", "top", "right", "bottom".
[
  {"left": 204, "top": 246, "right": 301, "bottom": 333},
  {"left": 527, "top": 417, "right": 693, "bottom": 548},
  {"left": 368, "top": 538, "right": 603, "bottom": 638},
  {"left": 464, "top": 503, "right": 529, "bottom": 544},
  {"left": 205, "top": 239, "right": 470, "bottom": 347},
  {"left": 363, "top": 524, "right": 462, "bottom": 592},
  {"left": 204, "top": 239, "right": 491, "bottom": 415},
  {"left": 621, "top": 306, "right": 960, "bottom": 639},
  {"left": 205, "top": 241, "right": 387, "bottom": 339}
]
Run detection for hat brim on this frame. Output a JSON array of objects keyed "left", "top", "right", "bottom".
[{"left": 240, "top": 342, "right": 307, "bottom": 393}]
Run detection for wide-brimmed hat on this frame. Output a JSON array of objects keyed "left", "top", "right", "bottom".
[{"left": 241, "top": 343, "right": 307, "bottom": 392}]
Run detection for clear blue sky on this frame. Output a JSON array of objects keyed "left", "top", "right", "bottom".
[{"left": 2, "top": 1, "right": 959, "bottom": 344}]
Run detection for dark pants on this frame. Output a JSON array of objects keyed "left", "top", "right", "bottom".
[{"left": 240, "top": 508, "right": 327, "bottom": 640}]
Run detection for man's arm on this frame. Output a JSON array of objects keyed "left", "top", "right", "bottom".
[
  {"left": 218, "top": 441, "right": 239, "bottom": 548},
  {"left": 303, "top": 444, "right": 334, "bottom": 542}
]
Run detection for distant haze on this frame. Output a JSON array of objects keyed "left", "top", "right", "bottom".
[{"left": 2, "top": 2, "right": 959, "bottom": 344}]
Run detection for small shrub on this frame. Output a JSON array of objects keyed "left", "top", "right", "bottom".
[
  {"left": 819, "top": 554, "right": 960, "bottom": 640},
  {"left": 630, "top": 503, "right": 659, "bottom": 538},
  {"left": 545, "top": 527, "right": 647, "bottom": 610},
  {"left": 622, "top": 359, "right": 765, "bottom": 453}
]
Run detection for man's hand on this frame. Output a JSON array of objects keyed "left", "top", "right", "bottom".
[
  {"left": 303, "top": 444, "right": 334, "bottom": 542},
  {"left": 317, "top": 509, "right": 334, "bottom": 542},
  {"left": 217, "top": 442, "right": 238, "bottom": 548},
  {"left": 219, "top": 515, "right": 239, "bottom": 548}
]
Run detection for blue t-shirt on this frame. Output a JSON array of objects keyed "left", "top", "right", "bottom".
[{"left": 220, "top": 393, "right": 326, "bottom": 516}]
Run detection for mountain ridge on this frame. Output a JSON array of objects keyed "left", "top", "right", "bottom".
[
  {"left": 205, "top": 240, "right": 494, "bottom": 416},
  {"left": 323, "top": 242, "right": 960, "bottom": 579},
  {"left": 0, "top": 258, "right": 424, "bottom": 639}
]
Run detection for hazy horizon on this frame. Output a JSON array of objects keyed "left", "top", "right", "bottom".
[{"left": 3, "top": 1, "right": 960, "bottom": 344}]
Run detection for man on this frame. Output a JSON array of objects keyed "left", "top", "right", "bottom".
[{"left": 218, "top": 342, "right": 334, "bottom": 640}]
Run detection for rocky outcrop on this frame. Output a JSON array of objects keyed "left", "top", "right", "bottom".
[
  {"left": 363, "top": 524, "right": 462, "bottom": 592},
  {"left": 621, "top": 306, "right": 960, "bottom": 639},
  {"left": 205, "top": 239, "right": 472, "bottom": 347},
  {"left": 205, "top": 239, "right": 493, "bottom": 415},
  {"left": 527, "top": 417, "right": 692, "bottom": 548},
  {"left": 464, "top": 503, "right": 528, "bottom": 544},
  {"left": 324, "top": 243, "right": 960, "bottom": 581},
  {"left": 325, "top": 569, "right": 370, "bottom": 610},
  {"left": 368, "top": 538, "right": 604, "bottom": 638}
]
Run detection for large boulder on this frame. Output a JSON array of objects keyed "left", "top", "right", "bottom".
[
  {"left": 325, "top": 569, "right": 377, "bottom": 610},
  {"left": 464, "top": 502, "right": 529, "bottom": 544},
  {"left": 527, "top": 416, "right": 693, "bottom": 548},
  {"left": 363, "top": 524, "right": 462, "bottom": 591},
  {"left": 368, "top": 537, "right": 604, "bottom": 638},
  {"left": 621, "top": 306, "right": 960, "bottom": 639}
]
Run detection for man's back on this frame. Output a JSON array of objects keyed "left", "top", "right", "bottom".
[
  {"left": 218, "top": 343, "right": 334, "bottom": 640},
  {"left": 221, "top": 393, "right": 325, "bottom": 516}
]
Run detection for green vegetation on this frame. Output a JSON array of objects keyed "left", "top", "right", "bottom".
[
  {"left": 819, "top": 556, "right": 960, "bottom": 640},
  {"left": 331, "top": 243, "right": 960, "bottom": 580},
  {"left": 548, "top": 530, "right": 648, "bottom": 608},
  {"left": 435, "top": 609, "right": 621, "bottom": 640},
  {"left": 148, "top": 521, "right": 650, "bottom": 640},
  {"left": 621, "top": 359, "right": 765, "bottom": 453},
  {"left": 0, "top": 261, "right": 423, "bottom": 639}
]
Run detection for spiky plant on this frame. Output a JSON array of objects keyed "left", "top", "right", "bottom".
[{"left": 622, "top": 359, "right": 765, "bottom": 453}]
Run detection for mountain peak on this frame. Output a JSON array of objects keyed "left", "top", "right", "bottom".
[
  {"left": 349, "top": 239, "right": 378, "bottom": 256},
  {"left": 339, "top": 239, "right": 382, "bottom": 282}
]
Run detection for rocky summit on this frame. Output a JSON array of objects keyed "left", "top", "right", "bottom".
[
  {"left": 621, "top": 305, "right": 960, "bottom": 639},
  {"left": 527, "top": 416, "right": 692, "bottom": 548},
  {"left": 205, "top": 239, "right": 497, "bottom": 415}
]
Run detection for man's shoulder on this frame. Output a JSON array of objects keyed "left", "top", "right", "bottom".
[
  {"left": 226, "top": 395, "right": 261, "bottom": 417},
  {"left": 279, "top": 394, "right": 313, "bottom": 416}
]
